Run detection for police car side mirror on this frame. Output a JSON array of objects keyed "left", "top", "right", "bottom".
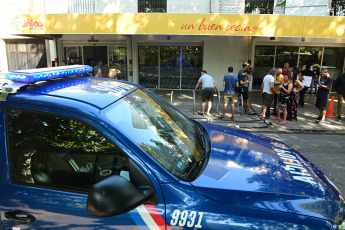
[{"left": 86, "top": 175, "right": 154, "bottom": 217}]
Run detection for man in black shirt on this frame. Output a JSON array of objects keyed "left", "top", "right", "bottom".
[
  {"left": 335, "top": 73, "right": 345, "bottom": 120},
  {"left": 315, "top": 69, "right": 333, "bottom": 123}
]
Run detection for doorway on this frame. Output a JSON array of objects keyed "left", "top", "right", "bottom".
[{"left": 83, "top": 46, "right": 107, "bottom": 67}]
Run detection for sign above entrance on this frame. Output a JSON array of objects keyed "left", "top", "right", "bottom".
[{"left": 2, "top": 13, "right": 345, "bottom": 38}]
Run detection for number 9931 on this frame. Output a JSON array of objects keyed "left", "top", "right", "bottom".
[{"left": 170, "top": 210, "right": 203, "bottom": 228}]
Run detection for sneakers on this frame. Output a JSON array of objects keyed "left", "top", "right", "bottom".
[
  {"left": 314, "top": 116, "right": 322, "bottom": 120},
  {"left": 316, "top": 119, "right": 325, "bottom": 123},
  {"left": 337, "top": 116, "right": 341, "bottom": 121}
]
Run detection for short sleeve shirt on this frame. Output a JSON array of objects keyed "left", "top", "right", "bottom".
[
  {"left": 273, "top": 74, "right": 284, "bottom": 94},
  {"left": 262, "top": 75, "right": 275, "bottom": 94},
  {"left": 238, "top": 74, "right": 249, "bottom": 88},
  {"left": 317, "top": 77, "right": 333, "bottom": 100},
  {"left": 198, "top": 74, "right": 215, "bottom": 90},
  {"left": 223, "top": 74, "right": 238, "bottom": 94}
]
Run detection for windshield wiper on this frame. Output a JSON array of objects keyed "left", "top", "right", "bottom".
[{"left": 183, "top": 124, "right": 208, "bottom": 181}]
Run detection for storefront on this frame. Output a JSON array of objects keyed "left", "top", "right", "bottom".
[{"left": 1, "top": 13, "right": 345, "bottom": 90}]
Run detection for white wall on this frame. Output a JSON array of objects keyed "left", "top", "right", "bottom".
[
  {"left": 168, "top": 0, "right": 211, "bottom": 13},
  {"left": 285, "top": 0, "right": 329, "bottom": 16},
  {"left": 95, "top": 0, "right": 138, "bottom": 13},
  {"left": 44, "top": 0, "right": 69, "bottom": 13},
  {"left": 203, "top": 36, "right": 250, "bottom": 88}
]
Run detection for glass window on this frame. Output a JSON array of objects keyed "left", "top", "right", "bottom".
[
  {"left": 275, "top": 46, "right": 299, "bottom": 69},
  {"left": 8, "top": 109, "right": 129, "bottom": 192},
  {"left": 139, "top": 46, "right": 159, "bottom": 88},
  {"left": 105, "top": 88, "right": 207, "bottom": 181},
  {"left": 160, "top": 46, "right": 181, "bottom": 89},
  {"left": 298, "top": 47, "right": 323, "bottom": 70},
  {"left": 245, "top": 0, "right": 274, "bottom": 14},
  {"left": 322, "top": 47, "right": 345, "bottom": 80},
  {"left": 181, "top": 46, "right": 203, "bottom": 89},
  {"left": 64, "top": 47, "right": 79, "bottom": 65},
  {"left": 330, "top": 0, "right": 345, "bottom": 16},
  {"left": 108, "top": 47, "right": 128, "bottom": 81},
  {"left": 138, "top": 0, "right": 166, "bottom": 13},
  {"left": 253, "top": 46, "right": 275, "bottom": 88}
]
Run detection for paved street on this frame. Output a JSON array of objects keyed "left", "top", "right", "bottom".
[{"left": 154, "top": 89, "right": 345, "bottom": 195}]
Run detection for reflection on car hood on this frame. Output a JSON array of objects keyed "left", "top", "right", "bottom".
[{"left": 191, "top": 122, "right": 345, "bottom": 224}]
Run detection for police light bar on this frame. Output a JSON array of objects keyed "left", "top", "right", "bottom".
[{"left": 6, "top": 65, "right": 93, "bottom": 83}]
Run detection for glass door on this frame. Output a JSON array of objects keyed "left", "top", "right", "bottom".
[
  {"left": 298, "top": 47, "right": 323, "bottom": 70},
  {"left": 181, "top": 46, "right": 203, "bottom": 89},
  {"left": 138, "top": 46, "right": 159, "bottom": 88},
  {"left": 160, "top": 46, "right": 181, "bottom": 89},
  {"left": 253, "top": 46, "right": 275, "bottom": 89}
]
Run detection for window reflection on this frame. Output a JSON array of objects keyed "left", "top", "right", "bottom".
[
  {"left": 8, "top": 109, "right": 128, "bottom": 192},
  {"left": 105, "top": 88, "right": 204, "bottom": 180}
]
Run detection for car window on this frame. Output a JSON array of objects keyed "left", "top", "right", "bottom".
[
  {"left": 105, "top": 88, "right": 207, "bottom": 181},
  {"left": 7, "top": 109, "right": 130, "bottom": 192}
]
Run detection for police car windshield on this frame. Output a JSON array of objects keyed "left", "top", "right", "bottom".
[{"left": 105, "top": 88, "right": 206, "bottom": 181}]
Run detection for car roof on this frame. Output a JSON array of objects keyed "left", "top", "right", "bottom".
[{"left": 4, "top": 76, "right": 139, "bottom": 110}]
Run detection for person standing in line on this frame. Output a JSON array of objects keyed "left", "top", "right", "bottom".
[
  {"left": 288, "top": 70, "right": 304, "bottom": 121},
  {"left": 194, "top": 70, "right": 219, "bottom": 116},
  {"left": 315, "top": 68, "right": 333, "bottom": 123},
  {"left": 299, "top": 63, "right": 314, "bottom": 108},
  {"left": 107, "top": 60, "right": 121, "bottom": 79},
  {"left": 261, "top": 68, "right": 276, "bottom": 119},
  {"left": 282, "top": 61, "right": 290, "bottom": 76},
  {"left": 239, "top": 69, "right": 255, "bottom": 114},
  {"left": 94, "top": 60, "right": 104, "bottom": 77},
  {"left": 335, "top": 73, "right": 345, "bottom": 120},
  {"left": 61, "top": 60, "right": 67, "bottom": 66},
  {"left": 68, "top": 57, "right": 76, "bottom": 65},
  {"left": 75, "top": 57, "right": 81, "bottom": 64},
  {"left": 274, "top": 75, "right": 293, "bottom": 125},
  {"left": 311, "top": 60, "right": 321, "bottom": 94},
  {"left": 268, "top": 68, "right": 284, "bottom": 117},
  {"left": 237, "top": 62, "right": 250, "bottom": 107},
  {"left": 219, "top": 67, "right": 239, "bottom": 120}
]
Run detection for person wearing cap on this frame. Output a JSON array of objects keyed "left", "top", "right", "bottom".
[{"left": 193, "top": 70, "right": 219, "bottom": 115}]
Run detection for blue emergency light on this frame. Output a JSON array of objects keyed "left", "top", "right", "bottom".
[{"left": 6, "top": 65, "right": 93, "bottom": 83}]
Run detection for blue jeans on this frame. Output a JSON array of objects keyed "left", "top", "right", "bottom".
[{"left": 310, "top": 78, "right": 318, "bottom": 93}]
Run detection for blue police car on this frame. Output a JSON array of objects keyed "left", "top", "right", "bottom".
[{"left": 0, "top": 65, "right": 344, "bottom": 229}]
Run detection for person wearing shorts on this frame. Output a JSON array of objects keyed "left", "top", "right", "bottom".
[
  {"left": 193, "top": 70, "right": 219, "bottom": 115},
  {"left": 261, "top": 69, "right": 276, "bottom": 119},
  {"left": 315, "top": 69, "right": 333, "bottom": 123},
  {"left": 239, "top": 69, "right": 254, "bottom": 114},
  {"left": 220, "top": 67, "right": 238, "bottom": 120}
]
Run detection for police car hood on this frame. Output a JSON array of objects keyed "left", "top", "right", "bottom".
[{"left": 191, "top": 122, "right": 345, "bottom": 223}]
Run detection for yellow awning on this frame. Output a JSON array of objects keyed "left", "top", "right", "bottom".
[{"left": 2, "top": 13, "right": 345, "bottom": 38}]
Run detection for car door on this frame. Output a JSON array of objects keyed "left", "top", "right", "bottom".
[{"left": 0, "top": 106, "right": 166, "bottom": 230}]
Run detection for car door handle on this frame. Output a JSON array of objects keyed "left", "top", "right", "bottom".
[{"left": 5, "top": 210, "right": 36, "bottom": 224}]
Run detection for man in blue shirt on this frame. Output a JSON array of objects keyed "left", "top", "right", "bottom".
[{"left": 220, "top": 67, "right": 239, "bottom": 120}]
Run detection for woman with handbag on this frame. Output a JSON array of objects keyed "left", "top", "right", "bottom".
[{"left": 273, "top": 75, "right": 293, "bottom": 125}]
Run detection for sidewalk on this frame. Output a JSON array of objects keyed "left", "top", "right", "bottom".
[{"left": 153, "top": 90, "right": 345, "bottom": 134}]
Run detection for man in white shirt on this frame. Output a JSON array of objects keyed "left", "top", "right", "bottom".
[{"left": 261, "top": 68, "right": 276, "bottom": 119}]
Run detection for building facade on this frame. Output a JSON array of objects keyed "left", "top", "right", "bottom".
[{"left": 1, "top": 0, "right": 345, "bottom": 90}]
